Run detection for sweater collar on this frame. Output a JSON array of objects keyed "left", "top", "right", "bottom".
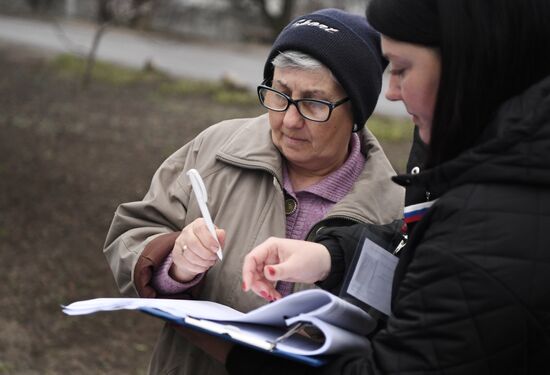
[{"left": 282, "top": 133, "right": 365, "bottom": 203}]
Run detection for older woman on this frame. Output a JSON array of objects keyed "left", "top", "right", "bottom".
[{"left": 103, "top": 8, "right": 403, "bottom": 375}]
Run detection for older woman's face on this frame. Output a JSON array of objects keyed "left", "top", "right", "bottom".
[
  {"left": 382, "top": 36, "right": 441, "bottom": 144},
  {"left": 269, "top": 67, "right": 354, "bottom": 174}
]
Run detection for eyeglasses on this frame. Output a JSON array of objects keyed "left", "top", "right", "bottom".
[{"left": 257, "top": 84, "right": 350, "bottom": 123}]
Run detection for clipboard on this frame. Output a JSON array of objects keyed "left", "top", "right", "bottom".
[
  {"left": 140, "top": 307, "right": 329, "bottom": 367},
  {"left": 62, "top": 288, "right": 374, "bottom": 367}
]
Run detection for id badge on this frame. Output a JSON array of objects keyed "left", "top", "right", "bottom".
[
  {"left": 338, "top": 221, "right": 404, "bottom": 318},
  {"left": 345, "top": 237, "right": 398, "bottom": 316}
]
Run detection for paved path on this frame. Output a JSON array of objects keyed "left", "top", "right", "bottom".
[{"left": 0, "top": 14, "right": 408, "bottom": 117}]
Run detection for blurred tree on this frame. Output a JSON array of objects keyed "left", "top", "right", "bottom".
[
  {"left": 129, "top": 0, "right": 155, "bottom": 29},
  {"left": 97, "top": 0, "right": 156, "bottom": 29},
  {"left": 83, "top": 0, "right": 156, "bottom": 88},
  {"left": 229, "top": 0, "right": 295, "bottom": 40},
  {"left": 26, "top": 0, "right": 54, "bottom": 12},
  {"left": 97, "top": 0, "right": 113, "bottom": 23}
]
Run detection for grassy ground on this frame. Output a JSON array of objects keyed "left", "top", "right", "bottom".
[{"left": 0, "top": 42, "right": 412, "bottom": 374}]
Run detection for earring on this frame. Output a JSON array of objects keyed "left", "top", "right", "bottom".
[{"left": 352, "top": 123, "right": 359, "bottom": 132}]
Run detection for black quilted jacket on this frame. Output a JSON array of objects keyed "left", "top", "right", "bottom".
[{"left": 226, "top": 76, "right": 550, "bottom": 375}]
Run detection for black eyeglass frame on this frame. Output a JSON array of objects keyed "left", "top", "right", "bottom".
[{"left": 257, "top": 83, "right": 350, "bottom": 123}]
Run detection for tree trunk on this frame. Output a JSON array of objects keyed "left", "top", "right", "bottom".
[
  {"left": 82, "top": 22, "right": 108, "bottom": 89},
  {"left": 258, "top": 0, "right": 295, "bottom": 38}
]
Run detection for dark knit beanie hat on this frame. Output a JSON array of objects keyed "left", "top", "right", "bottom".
[
  {"left": 263, "top": 8, "right": 387, "bottom": 130},
  {"left": 367, "top": 0, "right": 440, "bottom": 47}
]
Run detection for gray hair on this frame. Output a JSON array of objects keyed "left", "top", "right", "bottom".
[{"left": 271, "top": 50, "right": 338, "bottom": 84}]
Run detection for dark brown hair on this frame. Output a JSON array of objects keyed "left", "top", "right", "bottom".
[{"left": 368, "top": 0, "right": 550, "bottom": 165}]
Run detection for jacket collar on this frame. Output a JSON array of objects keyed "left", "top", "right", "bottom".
[
  {"left": 216, "top": 114, "right": 284, "bottom": 184},
  {"left": 217, "top": 113, "right": 404, "bottom": 225}
]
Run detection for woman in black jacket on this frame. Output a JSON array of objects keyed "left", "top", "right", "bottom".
[{"left": 181, "top": 0, "right": 550, "bottom": 373}]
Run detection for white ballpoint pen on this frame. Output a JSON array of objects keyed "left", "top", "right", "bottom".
[{"left": 186, "top": 169, "right": 223, "bottom": 261}]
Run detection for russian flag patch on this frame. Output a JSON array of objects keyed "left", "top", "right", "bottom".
[{"left": 404, "top": 200, "right": 437, "bottom": 224}]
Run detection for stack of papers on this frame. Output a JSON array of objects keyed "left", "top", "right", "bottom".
[{"left": 63, "top": 289, "right": 375, "bottom": 366}]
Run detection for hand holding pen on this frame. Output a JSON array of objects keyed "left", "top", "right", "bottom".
[
  {"left": 169, "top": 169, "right": 224, "bottom": 283},
  {"left": 187, "top": 169, "right": 224, "bottom": 261}
]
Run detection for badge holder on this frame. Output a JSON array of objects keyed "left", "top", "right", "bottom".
[{"left": 338, "top": 220, "right": 406, "bottom": 325}]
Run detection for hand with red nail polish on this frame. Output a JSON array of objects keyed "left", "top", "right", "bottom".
[{"left": 241, "top": 237, "right": 331, "bottom": 299}]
